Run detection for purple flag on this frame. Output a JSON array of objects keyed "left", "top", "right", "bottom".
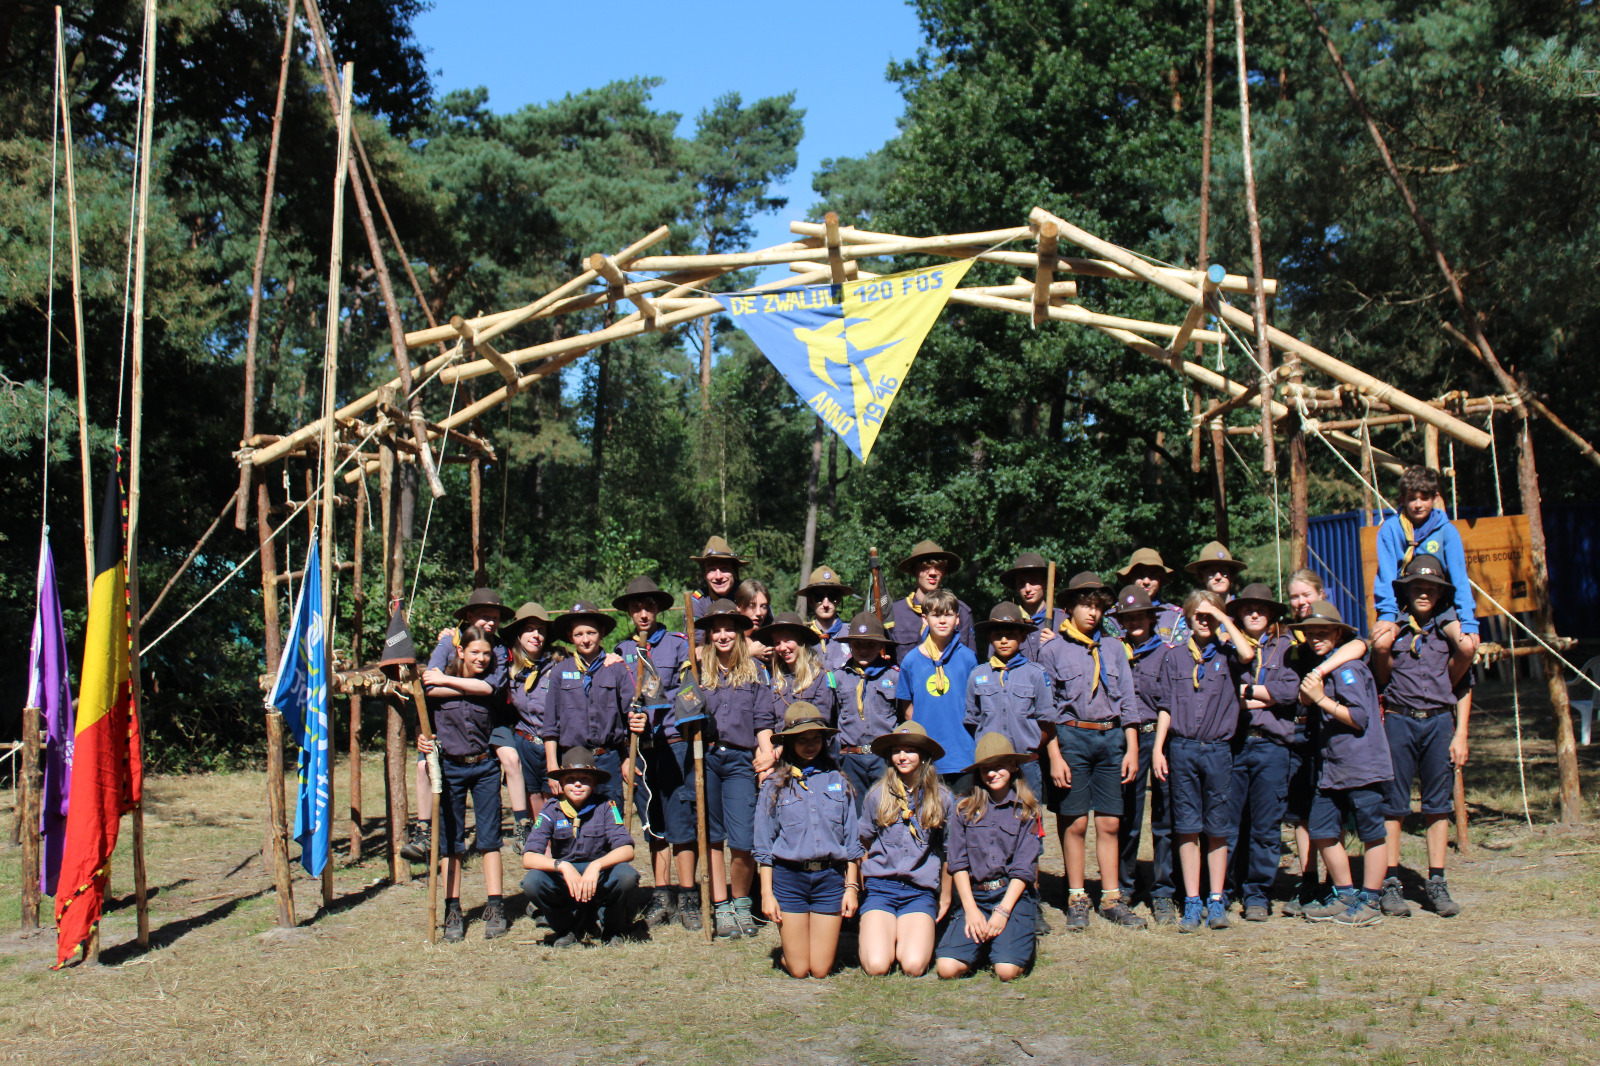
[{"left": 28, "top": 536, "right": 74, "bottom": 895}]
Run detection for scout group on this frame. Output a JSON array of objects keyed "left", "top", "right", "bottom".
[{"left": 411, "top": 465, "right": 1474, "bottom": 981}]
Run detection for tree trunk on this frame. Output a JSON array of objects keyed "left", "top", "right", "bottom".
[{"left": 699, "top": 316, "right": 713, "bottom": 411}]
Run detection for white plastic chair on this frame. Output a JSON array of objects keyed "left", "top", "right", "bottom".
[{"left": 1570, "top": 656, "right": 1600, "bottom": 746}]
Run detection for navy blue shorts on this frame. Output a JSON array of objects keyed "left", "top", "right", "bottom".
[
  {"left": 1309, "top": 783, "right": 1388, "bottom": 844},
  {"left": 1382, "top": 711, "right": 1455, "bottom": 817},
  {"left": 770, "top": 862, "right": 846, "bottom": 914},
  {"left": 644, "top": 739, "right": 694, "bottom": 844},
  {"left": 1050, "top": 725, "right": 1125, "bottom": 818},
  {"left": 704, "top": 743, "right": 757, "bottom": 852},
  {"left": 439, "top": 756, "right": 502, "bottom": 855},
  {"left": 839, "top": 752, "right": 887, "bottom": 815},
  {"left": 936, "top": 884, "right": 1036, "bottom": 971},
  {"left": 1167, "top": 736, "right": 1233, "bottom": 837},
  {"left": 1285, "top": 740, "right": 1316, "bottom": 824},
  {"left": 861, "top": 876, "right": 938, "bottom": 919}
]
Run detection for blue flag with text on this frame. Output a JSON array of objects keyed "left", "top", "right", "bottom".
[{"left": 268, "top": 540, "right": 331, "bottom": 877}]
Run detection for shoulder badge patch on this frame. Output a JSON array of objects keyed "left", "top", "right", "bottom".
[{"left": 1341, "top": 669, "right": 1356, "bottom": 686}]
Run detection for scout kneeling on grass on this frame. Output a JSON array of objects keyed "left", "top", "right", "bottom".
[{"left": 521, "top": 747, "right": 640, "bottom": 947}]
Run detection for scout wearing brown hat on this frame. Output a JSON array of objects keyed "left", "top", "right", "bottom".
[
  {"left": 888, "top": 540, "right": 976, "bottom": 665},
  {"left": 543, "top": 602, "right": 637, "bottom": 807},
  {"left": 967, "top": 603, "right": 1052, "bottom": 812},
  {"left": 1186, "top": 541, "right": 1245, "bottom": 599},
  {"left": 799, "top": 564, "right": 857, "bottom": 670},
  {"left": 833, "top": 610, "right": 902, "bottom": 810},
  {"left": 1105, "top": 549, "right": 1190, "bottom": 646},
  {"left": 1109, "top": 584, "right": 1178, "bottom": 919},
  {"left": 688, "top": 536, "right": 747, "bottom": 620},
  {"left": 999, "top": 552, "right": 1065, "bottom": 659}
]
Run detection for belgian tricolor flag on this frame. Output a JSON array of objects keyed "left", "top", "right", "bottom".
[{"left": 54, "top": 467, "right": 144, "bottom": 967}]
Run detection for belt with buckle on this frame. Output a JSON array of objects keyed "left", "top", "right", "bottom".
[
  {"left": 442, "top": 750, "right": 490, "bottom": 766},
  {"left": 710, "top": 741, "right": 753, "bottom": 753},
  {"left": 1067, "top": 719, "right": 1117, "bottom": 731},
  {"left": 777, "top": 859, "right": 840, "bottom": 873},
  {"left": 514, "top": 726, "right": 541, "bottom": 745},
  {"left": 1292, "top": 715, "right": 1309, "bottom": 727},
  {"left": 1389, "top": 705, "right": 1450, "bottom": 720},
  {"left": 1136, "top": 722, "right": 1157, "bottom": 735},
  {"left": 971, "top": 876, "right": 1009, "bottom": 891},
  {"left": 1246, "top": 726, "right": 1279, "bottom": 741},
  {"left": 839, "top": 745, "right": 871, "bottom": 755}
]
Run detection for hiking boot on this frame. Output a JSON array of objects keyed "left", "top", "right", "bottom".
[
  {"left": 643, "top": 887, "right": 678, "bottom": 927},
  {"left": 1303, "top": 888, "right": 1358, "bottom": 922},
  {"left": 714, "top": 899, "right": 741, "bottom": 940},
  {"left": 1151, "top": 897, "right": 1179, "bottom": 926},
  {"left": 400, "top": 820, "right": 429, "bottom": 862},
  {"left": 1065, "top": 894, "right": 1092, "bottom": 931},
  {"left": 1100, "top": 897, "right": 1149, "bottom": 929},
  {"left": 732, "top": 896, "right": 758, "bottom": 938},
  {"left": 1243, "top": 904, "right": 1271, "bottom": 923},
  {"left": 483, "top": 899, "right": 509, "bottom": 940},
  {"left": 1280, "top": 898, "right": 1304, "bottom": 918},
  {"left": 1336, "top": 893, "right": 1383, "bottom": 927},
  {"left": 1035, "top": 911, "right": 1053, "bottom": 935},
  {"left": 550, "top": 931, "right": 581, "bottom": 949},
  {"left": 442, "top": 902, "right": 465, "bottom": 943},
  {"left": 1206, "top": 896, "right": 1230, "bottom": 929},
  {"left": 679, "top": 887, "right": 704, "bottom": 932},
  {"left": 1177, "top": 897, "right": 1205, "bottom": 934},
  {"left": 1379, "top": 876, "right": 1412, "bottom": 918},
  {"left": 1425, "top": 875, "right": 1461, "bottom": 917}
]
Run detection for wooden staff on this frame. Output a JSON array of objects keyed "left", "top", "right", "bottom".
[
  {"left": 868, "top": 547, "right": 885, "bottom": 624},
  {"left": 624, "top": 651, "right": 646, "bottom": 835},
  {"left": 266, "top": 710, "right": 297, "bottom": 926},
  {"left": 406, "top": 670, "right": 441, "bottom": 944},
  {"left": 1453, "top": 766, "right": 1472, "bottom": 858},
  {"left": 1044, "top": 561, "right": 1057, "bottom": 633},
  {"left": 20, "top": 705, "right": 41, "bottom": 930},
  {"left": 683, "top": 592, "right": 711, "bottom": 942}
]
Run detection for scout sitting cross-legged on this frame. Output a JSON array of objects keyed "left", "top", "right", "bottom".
[{"left": 520, "top": 748, "right": 641, "bottom": 947}]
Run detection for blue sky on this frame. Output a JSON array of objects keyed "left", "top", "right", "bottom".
[{"left": 412, "top": 1, "right": 926, "bottom": 267}]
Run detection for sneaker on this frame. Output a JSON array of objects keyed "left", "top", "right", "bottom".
[
  {"left": 679, "top": 887, "right": 704, "bottom": 932},
  {"left": 732, "top": 896, "right": 758, "bottom": 938},
  {"left": 1243, "top": 904, "right": 1271, "bottom": 922},
  {"left": 1065, "top": 894, "right": 1092, "bottom": 931},
  {"left": 400, "top": 821, "right": 429, "bottom": 862},
  {"left": 1336, "top": 894, "right": 1383, "bottom": 927},
  {"left": 1425, "top": 875, "right": 1462, "bottom": 917},
  {"left": 1035, "top": 911, "right": 1053, "bottom": 935},
  {"left": 714, "top": 900, "right": 741, "bottom": 940},
  {"left": 1151, "top": 897, "right": 1179, "bottom": 926},
  {"left": 1100, "top": 898, "right": 1149, "bottom": 929},
  {"left": 550, "top": 931, "right": 582, "bottom": 949},
  {"left": 1206, "top": 896, "right": 1230, "bottom": 929},
  {"left": 1280, "top": 898, "right": 1304, "bottom": 918},
  {"left": 483, "top": 900, "right": 509, "bottom": 940},
  {"left": 1379, "top": 876, "right": 1412, "bottom": 918},
  {"left": 1303, "top": 889, "right": 1358, "bottom": 922},
  {"left": 1177, "top": 897, "right": 1205, "bottom": 934},
  {"left": 643, "top": 887, "right": 678, "bottom": 928},
  {"left": 442, "top": 903, "right": 465, "bottom": 943}
]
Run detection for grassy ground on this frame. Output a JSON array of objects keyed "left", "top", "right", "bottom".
[{"left": 1, "top": 679, "right": 1598, "bottom": 1066}]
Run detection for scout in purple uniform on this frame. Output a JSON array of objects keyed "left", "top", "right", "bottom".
[
  {"left": 1037, "top": 575, "right": 1145, "bottom": 930},
  {"left": 735, "top": 579, "right": 775, "bottom": 666},
  {"left": 935, "top": 733, "right": 1043, "bottom": 983},
  {"left": 756, "top": 703, "right": 862, "bottom": 980},
  {"left": 1222, "top": 584, "right": 1304, "bottom": 921},
  {"left": 759, "top": 612, "right": 840, "bottom": 748},
  {"left": 612, "top": 576, "right": 694, "bottom": 930},
  {"left": 800, "top": 565, "right": 856, "bottom": 671},
  {"left": 680, "top": 598, "right": 778, "bottom": 940},
  {"left": 1103, "top": 548, "right": 1189, "bottom": 647},
  {"left": 887, "top": 540, "right": 976, "bottom": 665},
  {"left": 503, "top": 603, "right": 563, "bottom": 829},
  {"left": 419, "top": 625, "right": 509, "bottom": 942},
  {"left": 543, "top": 603, "right": 638, "bottom": 803},
  {"left": 520, "top": 747, "right": 640, "bottom": 947},
  {"left": 1293, "top": 602, "right": 1394, "bottom": 927},
  {"left": 1186, "top": 540, "right": 1245, "bottom": 602},
  {"left": 687, "top": 536, "right": 744, "bottom": 621},
  {"left": 1110, "top": 586, "right": 1179, "bottom": 922},
  {"left": 965, "top": 603, "right": 1054, "bottom": 818},
  {"left": 1000, "top": 552, "right": 1066, "bottom": 661},
  {"left": 1373, "top": 554, "right": 1474, "bottom": 919},
  {"left": 1371, "top": 466, "right": 1480, "bottom": 660},
  {"left": 857, "top": 721, "right": 953, "bottom": 977},
  {"left": 833, "top": 612, "right": 903, "bottom": 809},
  {"left": 1151, "top": 589, "right": 1255, "bottom": 933}
]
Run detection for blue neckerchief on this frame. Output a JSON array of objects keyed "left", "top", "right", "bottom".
[
  {"left": 578, "top": 651, "right": 604, "bottom": 696},
  {"left": 824, "top": 618, "right": 846, "bottom": 640},
  {"left": 799, "top": 764, "right": 824, "bottom": 779},
  {"left": 1130, "top": 634, "right": 1165, "bottom": 659},
  {"left": 858, "top": 660, "right": 892, "bottom": 682},
  {"left": 1029, "top": 605, "right": 1053, "bottom": 627},
  {"left": 647, "top": 625, "right": 667, "bottom": 648}
]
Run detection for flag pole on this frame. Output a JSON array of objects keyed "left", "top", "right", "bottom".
[
  {"left": 56, "top": 7, "right": 94, "bottom": 603},
  {"left": 124, "top": 0, "right": 159, "bottom": 955},
  {"left": 318, "top": 61, "right": 355, "bottom": 913}
]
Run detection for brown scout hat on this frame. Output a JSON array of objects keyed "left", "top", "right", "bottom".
[
  {"left": 693, "top": 597, "right": 753, "bottom": 632},
  {"left": 843, "top": 610, "right": 891, "bottom": 644},
  {"left": 974, "top": 601, "right": 1036, "bottom": 645},
  {"left": 798, "top": 564, "right": 857, "bottom": 598},
  {"left": 552, "top": 601, "right": 618, "bottom": 642},
  {"left": 1227, "top": 582, "right": 1288, "bottom": 619},
  {"left": 963, "top": 731, "right": 1038, "bottom": 776},
  {"left": 1108, "top": 586, "right": 1157, "bottom": 616},
  {"left": 897, "top": 539, "right": 962, "bottom": 574},
  {"left": 870, "top": 720, "right": 945, "bottom": 761},
  {"left": 1393, "top": 553, "right": 1456, "bottom": 601},
  {"left": 752, "top": 611, "right": 820, "bottom": 646},
  {"left": 999, "top": 552, "right": 1050, "bottom": 586},
  {"left": 613, "top": 575, "right": 674, "bottom": 614},
  {"left": 1288, "top": 600, "right": 1357, "bottom": 639},
  {"left": 502, "top": 602, "right": 553, "bottom": 639},
  {"left": 453, "top": 587, "right": 515, "bottom": 623},
  {"left": 1185, "top": 541, "right": 1246, "bottom": 577},
  {"left": 689, "top": 535, "right": 748, "bottom": 566},
  {"left": 550, "top": 746, "right": 611, "bottom": 784},
  {"left": 773, "top": 701, "right": 838, "bottom": 738},
  {"left": 1118, "top": 547, "right": 1176, "bottom": 578}
]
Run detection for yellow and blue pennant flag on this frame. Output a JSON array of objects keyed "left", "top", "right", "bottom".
[{"left": 713, "top": 260, "right": 974, "bottom": 460}]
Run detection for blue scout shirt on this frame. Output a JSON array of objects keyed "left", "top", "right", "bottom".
[
  {"left": 1315, "top": 661, "right": 1394, "bottom": 791},
  {"left": 616, "top": 627, "right": 690, "bottom": 736},
  {"left": 753, "top": 767, "right": 864, "bottom": 866},
  {"left": 508, "top": 654, "right": 559, "bottom": 735},
  {"left": 681, "top": 663, "right": 776, "bottom": 750},
  {"left": 895, "top": 638, "right": 980, "bottom": 774},
  {"left": 430, "top": 686, "right": 504, "bottom": 759},
  {"left": 1374, "top": 510, "right": 1479, "bottom": 633},
  {"left": 810, "top": 618, "right": 852, "bottom": 671},
  {"left": 524, "top": 796, "right": 633, "bottom": 864},
  {"left": 1239, "top": 633, "right": 1306, "bottom": 744},
  {"left": 888, "top": 594, "right": 977, "bottom": 665},
  {"left": 835, "top": 661, "right": 901, "bottom": 748},
  {"left": 859, "top": 783, "right": 954, "bottom": 890},
  {"left": 1038, "top": 629, "right": 1136, "bottom": 724},
  {"left": 773, "top": 666, "right": 839, "bottom": 731},
  {"left": 946, "top": 792, "right": 1041, "bottom": 885},
  {"left": 1123, "top": 634, "right": 1168, "bottom": 727},
  {"left": 964, "top": 654, "right": 1054, "bottom": 751},
  {"left": 1384, "top": 609, "right": 1470, "bottom": 712},
  {"left": 1154, "top": 638, "right": 1248, "bottom": 742},
  {"left": 548, "top": 653, "right": 637, "bottom": 752},
  {"left": 1021, "top": 606, "right": 1066, "bottom": 661}
]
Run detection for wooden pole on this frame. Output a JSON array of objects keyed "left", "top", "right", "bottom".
[
  {"left": 257, "top": 479, "right": 283, "bottom": 671},
  {"left": 1232, "top": 0, "right": 1275, "bottom": 474},
  {"left": 683, "top": 592, "right": 711, "bottom": 941},
  {"left": 1191, "top": 391, "right": 1206, "bottom": 474},
  {"left": 377, "top": 389, "right": 408, "bottom": 884},
  {"left": 469, "top": 452, "right": 487, "bottom": 587},
  {"left": 1424, "top": 423, "right": 1441, "bottom": 473},
  {"left": 266, "top": 710, "right": 296, "bottom": 926},
  {"left": 1453, "top": 767, "right": 1472, "bottom": 858},
  {"left": 348, "top": 477, "right": 366, "bottom": 863},
  {"left": 235, "top": 0, "right": 297, "bottom": 531},
  {"left": 1211, "top": 413, "right": 1229, "bottom": 545},
  {"left": 140, "top": 491, "right": 238, "bottom": 627},
  {"left": 405, "top": 673, "right": 439, "bottom": 943},
  {"left": 1360, "top": 424, "right": 1376, "bottom": 526},
  {"left": 798, "top": 418, "right": 823, "bottom": 614},
  {"left": 1044, "top": 562, "right": 1056, "bottom": 627},
  {"left": 56, "top": 8, "right": 94, "bottom": 601},
  {"left": 20, "top": 706, "right": 41, "bottom": 930}
]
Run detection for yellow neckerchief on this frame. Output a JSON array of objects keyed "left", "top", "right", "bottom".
[
  {"left": 917, "top": 633, "right": 950, "bottom": 693},
  {"left": 1405, "top": 612, "right": 1427, "bottom": 656},
  {"left": 1237, "top": 628, "right": 1267, "bottom": 685},
  {"left": 846, "top": 661, "right": 870, "bottom": 720},
  {"left": 987, "top": 653, "right": 1020, "bottom": 686},
  {"left": 788, "top": 764, "right": 813, "bottom": 791},
  {"left": 1186, "top": 638, "right": 1211, "bottom": 691},
  {"left": 905, "top": 593, "right": 924, "bottom": 616},
  {"left": 1399, "top": 513, "right": 1418, "bottom": 567},
  {"left": 888, "top": 776, "right": 923, "bottom": 842},
  {"left": 1059, "top": 619, "right": 1102, "bottom": 694},
  {"left": 558, "top": 797, "right": 592, "bottom": 833}
]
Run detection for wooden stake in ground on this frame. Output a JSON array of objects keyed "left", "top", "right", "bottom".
[
  {"left": 405, "top": 671, "right": 441, "bottom": 944},
  {"left": 266, "top": 709, "right": 296, "bottom": 926},
  {"left": 683, "top": 592, "right": 712, "bottom": 942},
  {"left": 20, "top": 705, "right": 41, "bottom": 930}
]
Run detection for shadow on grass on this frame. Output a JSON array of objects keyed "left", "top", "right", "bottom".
[
  {"left": 98, "top": 886, "right": 272, "bottom": 965},
  {"left": 104, "top": 876, "right": 195, "bottom": 912}
]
